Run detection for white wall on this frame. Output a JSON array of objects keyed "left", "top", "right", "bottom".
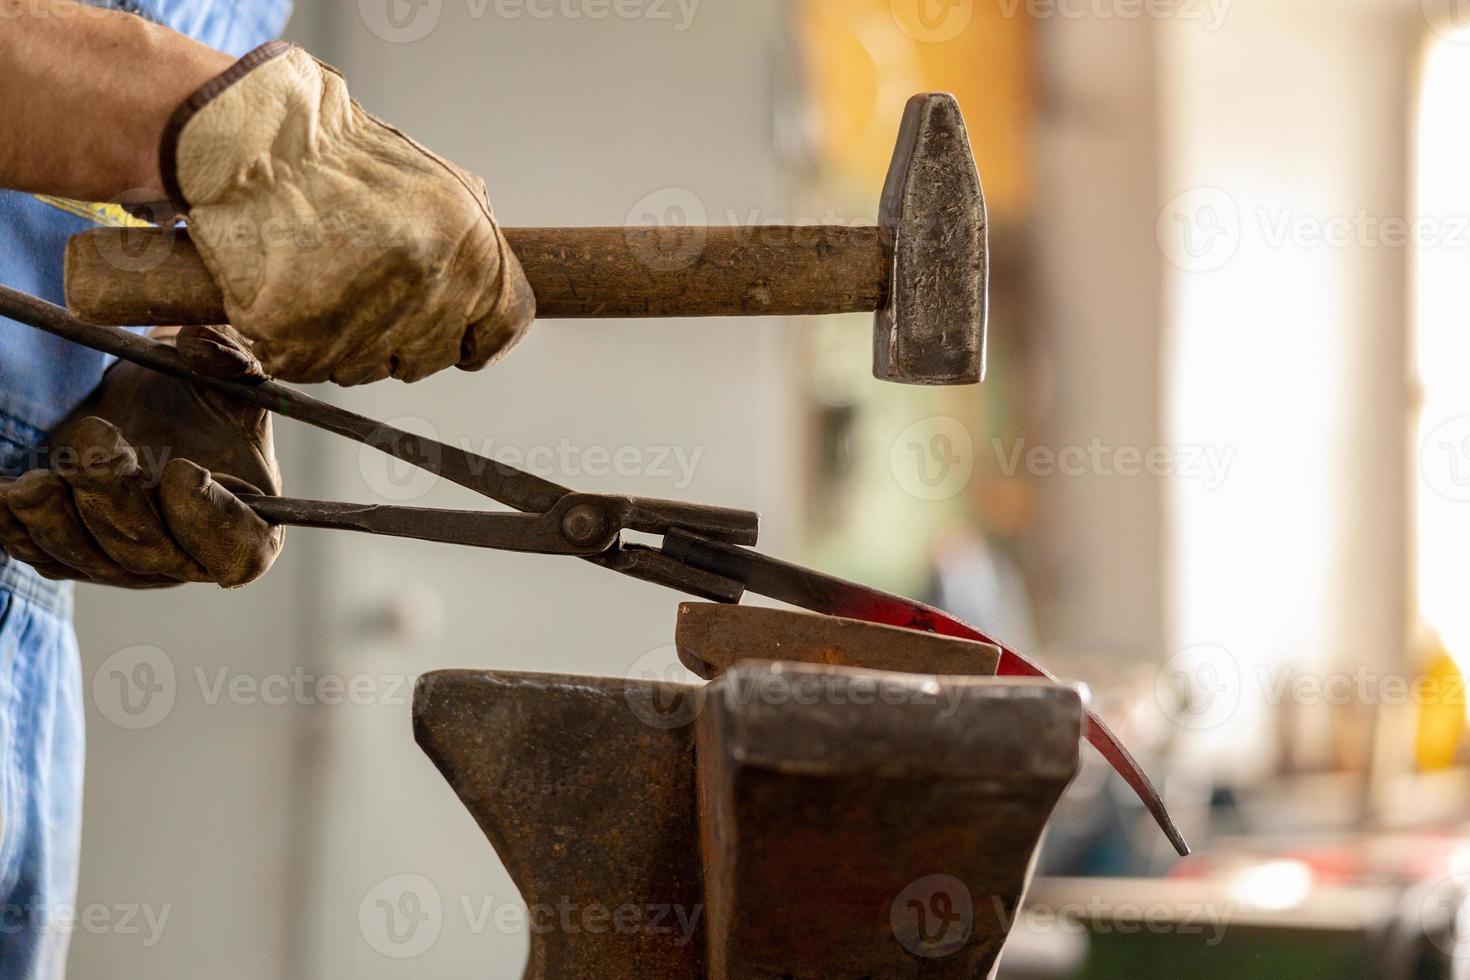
[
  {"left": 1158, "top": 0, "right": 1418, "bottom": 780},
  {"left": 1031, "top": 12, "right": 1168, "bottom": 663}
]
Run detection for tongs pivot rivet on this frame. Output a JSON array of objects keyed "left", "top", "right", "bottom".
[{"left": 561, "top": 503, "right": 608, "bottom": 548}]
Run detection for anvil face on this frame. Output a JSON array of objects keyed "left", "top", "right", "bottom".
[{"left": 413, "top": 661, "right": 1081, "bottom": 979}]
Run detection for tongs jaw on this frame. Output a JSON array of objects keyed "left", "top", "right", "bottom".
[
  {"left": 580, "top": 498, "right": 758, "bottom": 604},
  {"left": 614, "top": 496, "right": 758, "bottom": 545}
]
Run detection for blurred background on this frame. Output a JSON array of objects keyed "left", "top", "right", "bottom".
[{"left": 61, "top": 0, "right": 1470, "bottom": 976}]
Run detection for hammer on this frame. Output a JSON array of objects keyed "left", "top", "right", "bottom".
[{"left": 61, "top": 93, "right": 987, "bottom": 386}]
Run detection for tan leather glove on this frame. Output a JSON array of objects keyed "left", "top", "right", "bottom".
[
  {"left": 159, "top": 41, "right": 535, "bottom": 386},
  {"left": 0, "top": 325, "right": 282, "bottom": 589}
]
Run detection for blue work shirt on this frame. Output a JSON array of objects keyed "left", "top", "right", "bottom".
[
  {"left": 0, "top": 0, "right": 293, "bottom": 442},
  {"left": 0, "top": 3, "right": 290, "bottom": 978}
]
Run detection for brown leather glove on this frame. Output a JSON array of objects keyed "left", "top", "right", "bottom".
[
  {"left": 159, "top": 41, "right": 536, "bottom": 386},
  {"left": 0, "top": 325, "right": 282, "bottom": 589}
]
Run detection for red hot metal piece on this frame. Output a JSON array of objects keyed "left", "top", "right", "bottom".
[{"left": 661, "top": 530, "right": 1191, "bottom": 858}]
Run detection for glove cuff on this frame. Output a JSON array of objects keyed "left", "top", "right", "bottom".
[{"left": 158, "top": 40, "right": 297, "bottom": 210}]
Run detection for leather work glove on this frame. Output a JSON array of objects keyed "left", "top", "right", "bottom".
[
  {"left": 158, "top": 41, "right": 535, "bottom": 386},
  {"left": 0, "top": 325, "right": 282, "bottom": 589}
]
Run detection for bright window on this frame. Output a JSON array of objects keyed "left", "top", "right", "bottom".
[{"left": 1415, "top": 34, "right": 1470, "bottom": 677}]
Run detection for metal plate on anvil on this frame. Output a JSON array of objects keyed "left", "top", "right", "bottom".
[{"left": 675, "top": 602, "right": 1001, "bottom": 679}]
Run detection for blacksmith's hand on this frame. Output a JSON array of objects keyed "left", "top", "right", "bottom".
[
  {"left": 159, "top": 42, "right": 535, "bottom": 385},
  {"left": 0, "top": 325, "right": 282, "bottom": 588}
]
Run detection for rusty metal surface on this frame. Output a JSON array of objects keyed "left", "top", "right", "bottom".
[
  {"left": 698, "top": 663, "right": 1081, "bottom": 979},
  {"left": 415, "top": 663, "right": 1081, "bottom": 979},
  {"left": 414, "top": 670, "right": 706, "bottom": 980},
  {"left": 875, "top": 93, "right": 989, "bottom": 386},
  {"left": 674, "top": 602, "right": 1000, "bottom": 679}
]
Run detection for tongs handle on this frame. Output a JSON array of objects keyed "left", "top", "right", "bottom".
[
  {"left": 0, "top": 286, "right": 760, "bottom": 546},
  {"left": 238, "top": 494, "right": 624, "bottom": 556},
  {"left": 239, "top": 492, "right": 759, "bottom": 555},
  {"left": 0, "top": 286, "right": 571, "bottom": 512}
]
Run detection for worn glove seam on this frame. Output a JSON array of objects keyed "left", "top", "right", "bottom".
[{"left": 159, "top": 39, "right": 294, "bottom": 209}]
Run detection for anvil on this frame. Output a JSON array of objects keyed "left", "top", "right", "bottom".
[{"left": 414, "top": 611, "right": 1082, "bottom": 979}]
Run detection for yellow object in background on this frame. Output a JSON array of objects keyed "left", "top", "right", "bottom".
[
  {"left": 798, "top": 0, "right": 1030, "bottom": 217},
  {"left": 793, "top": 0, "right": 1034, "bottom": 594},
  {"left": 1415, "top": 629, "right": 1468, "bottom": 771},
  {"left": 33, "top": 195, "right": 154, "bottom": 228}
]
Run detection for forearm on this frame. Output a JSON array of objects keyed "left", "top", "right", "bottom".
[{"left": 0, "top": 0, "right": 232, "bottom": 201}]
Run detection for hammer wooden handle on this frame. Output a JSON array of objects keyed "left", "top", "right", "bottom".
[{"left": 63, "top": 225, "right": 889, "bottom": 326}]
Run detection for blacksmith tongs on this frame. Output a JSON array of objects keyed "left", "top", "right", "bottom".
[{"left": 0, "top": 286, "right": 757, "bottom": 601}]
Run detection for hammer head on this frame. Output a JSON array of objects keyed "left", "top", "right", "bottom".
[{"left": 876, "top": 93, "right": 989, "bottom": 386}]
